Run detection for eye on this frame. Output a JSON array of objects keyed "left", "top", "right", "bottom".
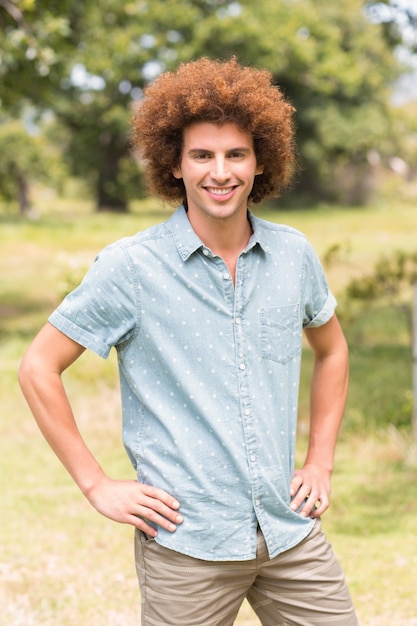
[
  {"left": 192, "top": 152, "right": 212, "bottom": 161},
  {"left": 228, "top": 151, "right": 246, "bottom": 159}
]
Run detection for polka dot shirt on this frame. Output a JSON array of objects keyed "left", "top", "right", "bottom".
[{"left": 49, "top": 206, "right": 336, "bottom": 561}]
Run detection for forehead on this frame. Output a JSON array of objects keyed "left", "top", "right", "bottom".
[{"left": 182, "top": 121, "right": 254, "bottom": 150}]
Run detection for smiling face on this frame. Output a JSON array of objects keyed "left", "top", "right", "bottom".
[{"left": 172, "top": 122, "right": 264, "bottom": 230}]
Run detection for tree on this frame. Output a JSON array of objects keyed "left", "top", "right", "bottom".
[
  {"left": 2, "top": 0, "right": 236, "bottom": 211},
  {"left": 0, "top": 0, "right": 79, "bottom": 110},
  {"left": 50, "top": 0, "right": 247, "bottom": 211},
  {"left": 366, "top": 0, "right": 417, "bottom": 54},
  {"left": 190, "top": 0, "right": 401, "bottom": 203},
  {"left": 0, "top": 0, "right": 409, "bottom": 210},
  {"left": 0, "top": 118, "right": 64, "bottom": 214}
]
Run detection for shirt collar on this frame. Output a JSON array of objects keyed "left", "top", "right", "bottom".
[{"left": 169, "top": 205, "right": 271, "bottom": 261}]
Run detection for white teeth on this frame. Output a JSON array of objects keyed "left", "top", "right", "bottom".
[{"left": 207, "top": 187, "right": 233, "bottom": 195}]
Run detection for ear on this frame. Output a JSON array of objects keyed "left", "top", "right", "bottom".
[
  {"left": 256, "top": 164, "right": 264, "bottom": 175},
  {"left": 172, "top": 166, "right": 182, "bottom": 179}
]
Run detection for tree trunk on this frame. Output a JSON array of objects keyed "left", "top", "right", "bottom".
[
  {"left": 16, "top": 170, "right": 30, "bottom": 216},
  {"left": 96, "top": 144, "right": 128, "bottom": 212},
  {"left": 97, "top": 184, "right": 128, "bottom": 212}
]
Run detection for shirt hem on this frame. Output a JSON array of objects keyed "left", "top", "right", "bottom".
[{"left": 152, "top": 517, "right": 315, "bottom": 562}]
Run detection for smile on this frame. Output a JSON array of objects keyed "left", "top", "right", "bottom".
[{"left": 205, "top": 186, "right": 235, "bottom": 195}]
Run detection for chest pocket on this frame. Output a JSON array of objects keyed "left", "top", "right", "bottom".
[{"left": 261, "top": 304, "right": 301, "bottom": 364}]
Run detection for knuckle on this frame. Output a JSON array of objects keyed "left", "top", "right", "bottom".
[
  {"left": 143, "top": 484, "right": 156, "bottom": 496},
  {"left": 144, "top": 508, "right": 158, "bottom": 521}
]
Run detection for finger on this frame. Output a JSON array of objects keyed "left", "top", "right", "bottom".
[
  {"left": 129, "top": 515, "right": 159, "bottom": 537},
  {"left": 138, "top": 492, "right": 184, "bottom": 524},
  {"left": 291, "top": 485, "right": 316, "bottom": 515},
  {"left": 290, "top": 480, "right": 312, "bottom": 511},
  {"left": 300, "top": 494, "right": 328, "bottom": 518},
  {"left": 289, "top": 474, "right": 303, "bottom": 497},
  {"left": 140, "top": 484, "right": 181, "bottom": 511},
  {"left": 309, "top": 496, "right": 329, "bottom": 518},
  {"left": 299, "top": 498, "right": 317, "bottom": 518},
  {"left": 133, "top": 485, "right": 184, "bottom": 531},
  {"left": 127, "top": 504, "right": 182, "bottom": 534},
  {"left": 136, "top": 501, "right": 183, "bottom": 529}
]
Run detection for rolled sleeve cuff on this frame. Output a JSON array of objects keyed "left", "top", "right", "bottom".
[
  {"left": 304, "top": 292, "right": 337, "bottom": 329},
  {"left": 48, "top": 310, "right": 111, "bottom": 359}
]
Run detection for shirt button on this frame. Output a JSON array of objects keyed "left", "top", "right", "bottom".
[
  {"left": 255, "top": 499, "right": 261, "bottom": 506},
  {"left": 239, "top": 363, "right": 246, "bottom": 370},
  {"left": 243, "top": 408, "right": 251, "bottom": 416},
  {"left": 222, "top": 271, "right": 230, "bottom": 280},
  {"left": 202, "top": 248, "right": 210, "bottom": 256},
  {"left": 250, "top": 455, "right": 256, "bottom": 462},
  {"left": 235, "top": 317, "right": 241, "bottom": 325}
]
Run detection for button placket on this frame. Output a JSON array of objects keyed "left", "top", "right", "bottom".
[{"left": 233, "top": 255, "right": 263, "bottom": 515}]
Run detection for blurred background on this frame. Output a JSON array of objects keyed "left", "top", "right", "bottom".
[
  {"left": 1, "top": 0, "right": 416, "bottom": 213},
  {"left": 1, "top": 1, "right": 417, "bottom": 625}
]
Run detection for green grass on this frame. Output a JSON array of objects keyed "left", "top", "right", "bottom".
[{"left": 1, "top": 192, "right": 417, "bottom": 625}]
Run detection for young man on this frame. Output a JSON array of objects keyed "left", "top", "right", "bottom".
[{"left": 19, "top": 57, "right": 358, "bottom": 625}]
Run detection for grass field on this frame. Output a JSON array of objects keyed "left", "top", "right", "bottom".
[{"left": 1, "top": 191, "right": 417, "bottom": 625}]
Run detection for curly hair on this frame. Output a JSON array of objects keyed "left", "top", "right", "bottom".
[{"left": 130, "top": 57, "right": 296, "bottom": 205}]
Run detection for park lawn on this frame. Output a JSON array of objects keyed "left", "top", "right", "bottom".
[{"left": 1, "top": 194, "right": 417, "bottom": 625}]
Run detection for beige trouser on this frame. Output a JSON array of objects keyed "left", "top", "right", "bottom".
[{"left": 135, "top": 520, "right": 358, "bottom": 626}]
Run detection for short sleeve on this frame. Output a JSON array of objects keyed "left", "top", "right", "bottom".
[
  {"left": 48, "top": 242, "right": 140, "bottom": 358},
  {"left": 302, "top": 241, "right": 337, "bottom": 328}
]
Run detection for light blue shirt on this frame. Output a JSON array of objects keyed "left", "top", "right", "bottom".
[{"left": 49, "top": 206, "right": 336, "bottom": 561}]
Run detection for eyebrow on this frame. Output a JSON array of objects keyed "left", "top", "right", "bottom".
[{"left": 187, "top": 147, "right": 252, "bottom": 155}]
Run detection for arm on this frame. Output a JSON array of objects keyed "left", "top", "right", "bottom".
[
  {"left": 18, "top": 322, "right": 182, "bottom": 537},
  {"left": 290, "top": 314, "right": 349, "bottom": 518}
]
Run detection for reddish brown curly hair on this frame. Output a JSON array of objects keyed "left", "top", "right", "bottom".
[{"left": 131, "top": 57, "right": 296, "bottom": 205}]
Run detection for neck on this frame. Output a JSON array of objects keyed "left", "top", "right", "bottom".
[
  {"left": 187, "top": 210, "right": 252, "bottom": 256},
  {"left": 186, "top": 210, "right": 252, "bottom": 284}
]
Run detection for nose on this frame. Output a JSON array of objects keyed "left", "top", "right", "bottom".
[{"left": 211, "top": 156, "right": 231, "bottom": 182}]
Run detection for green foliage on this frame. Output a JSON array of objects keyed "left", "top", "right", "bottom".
[
  {"left": 300, "top": 305, "right": 411, "bottom": 433},
  {"left": 346, "top": 249, "right": 417, "bottom": 301},
  {"left": 1, "top": 0, "right": 413, "bottom": 209},
  {"left": 0, "top": 0, "right": 238, "bottom": 209},
  {"left": 0, "top": 118, "right": 66, "bottom": 212},
  {"left": 175, "top": 0, "right": 404, "bottom": 202},
  {"left": 387, "top": 100, "right": 417, "bottom": 171},
  {"left": 366, "top": 0, "right": 417, "bottom": 54},
  {"left": 0, "top": 0, "right": 78, "bottom": 110},
  {"left": 348, "top": 342, "right": 412, "bottom": 431}
]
